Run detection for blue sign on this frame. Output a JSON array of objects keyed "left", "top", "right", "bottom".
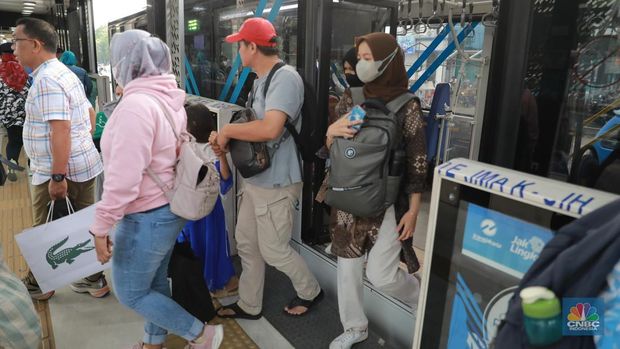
[
  {"left": 462, "top": 203, "right": 554, "bottom": 277},
  {"left": 562, "top": 298, "right": 604, "bottom": 336},
  {"left": 447, "top": 273, "right": 517, "bottom": 348}
]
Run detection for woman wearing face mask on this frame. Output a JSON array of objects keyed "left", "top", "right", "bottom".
[
  {"left": 341, "top": 47, "right": 365, "bottom": 105},
  {"left": 323, "top": 33, "right": 427, "bottom": 349},
  {"left": 326, "top": 47, "right": 365, "bottom": 131},
  {"left": 90, "top": 30, "right": 223, "bottom": 349}
]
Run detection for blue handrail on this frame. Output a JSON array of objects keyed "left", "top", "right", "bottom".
[
  {"left": 184, "top": 56, "right": 199, "bottom": 95},
  {"left": 406, "top": 25, "right": 451, "bottom": 79},
  {"left": 217, "top": 0, "right": 269, "bottom": 101},
  {"left": 409, "top": 22, "right": 479, "bottom": 93},
  {"left": 228, "top": 0, "right": 284, "bottom": 104}
]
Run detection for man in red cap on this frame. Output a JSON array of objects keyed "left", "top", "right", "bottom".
[{"left": 213, "top": 17, "right": 323, "bottom": 319}]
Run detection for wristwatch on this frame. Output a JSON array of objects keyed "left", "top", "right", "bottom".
[{"left": 51, "top": 173, "right": 66, "bottom": 182}]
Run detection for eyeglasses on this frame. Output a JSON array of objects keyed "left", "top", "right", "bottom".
[{"left": 10, "top": 38, "right": 36, "bottom": 47}]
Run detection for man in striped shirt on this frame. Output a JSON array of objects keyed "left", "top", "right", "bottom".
[
  {"left": 13, "top": 18, "right": 108, "bottom": 301},
  {"left": 0, "top": 244, "right": 41, "bottom": 349}
]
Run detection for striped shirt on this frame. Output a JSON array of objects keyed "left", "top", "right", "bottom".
[
  {"left": 0, "top": 245, "right": 42, "bottom": 349},
  {"left": 23, "top": 59, "right": 102, "bottom": 185}
]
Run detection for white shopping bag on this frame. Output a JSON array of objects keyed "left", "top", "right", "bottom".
[{"left": 15, "top": 200, "right": 111, "bottom": 293}]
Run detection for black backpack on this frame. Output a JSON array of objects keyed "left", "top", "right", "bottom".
[{"left": 263, "top": 62, "right": 322, "bottom": 162}]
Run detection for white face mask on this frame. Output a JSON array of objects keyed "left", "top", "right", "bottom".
[{"left": 355, "top": 47, "right": 399, "bottom": 83}]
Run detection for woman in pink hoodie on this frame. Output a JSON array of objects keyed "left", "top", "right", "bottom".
[{"left": 90, "top": 30, "right": 223, "bottom": 349}]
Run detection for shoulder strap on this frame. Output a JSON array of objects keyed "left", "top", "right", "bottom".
[
  {"left": 362, "top": 99, "right": 391, "bottom": 115},
  {"left": 143, "top": 94, "right": 181, "bottom": 141},
  {"left": 263, "top": 61, "right": 287, "bottom": 100},
  {"left": 387, "top": 93, "right": 416, "bottom": 149},
  {"left": 141, "top": 94, "right": 188, "bottom": 196},
  {"left": 386, "top": 92, "right": 415, "bottom": 115},
  {"left": 264, "top": 62, "right": 297, "bottom": 151},
  {"left": 350, "top": 87, "right": 365, "bottom": 106}
]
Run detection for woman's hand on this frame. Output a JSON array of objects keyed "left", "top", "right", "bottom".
[
  {"left": 326, "top": 115, "right": 363, "bottom": 147},
  {"left": 327, "top": 115, "right": 363, "bottom": 139},
  {"left": 94, "top": 235, "right": 113, "bottom": 264},
  {"left": 396, "top": 211, "right": 418, "bottom": 241}
]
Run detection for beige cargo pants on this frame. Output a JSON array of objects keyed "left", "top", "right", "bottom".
[{"left": 235, "top": 181, "right": 321, "bottom": 315}]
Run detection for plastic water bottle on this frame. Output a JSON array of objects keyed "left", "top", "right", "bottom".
[
  {"left": 520, "top": 286, "right": 563, "bottom": 346},
  {"left": 348, "top": 105, "right": 366, "bottom": 131}
]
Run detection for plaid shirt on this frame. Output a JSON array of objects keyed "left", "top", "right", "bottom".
[
  {"left": 0, "top": 245, "right": 42, "bottom": 349},
  {"left": 23, "top": 59, "right": 102, "bottom": 185}
]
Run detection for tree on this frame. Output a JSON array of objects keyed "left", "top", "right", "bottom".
[{"left": 95, "top": 25, "right": 109, "bottom": 66}]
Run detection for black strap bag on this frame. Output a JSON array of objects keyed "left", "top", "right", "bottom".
[
  {"left": 229, "top": 107, "right": 272, "bottom": 178},
  {"left": 168, "top": 234, "right": 216, "bottom": 323},
  {"left": 229, "top": 62, "right": 297, "bottom": 178}
]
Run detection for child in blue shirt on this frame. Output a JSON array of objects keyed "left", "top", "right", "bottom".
[{"left": 178, "top": 101, "right": 238, "bottom": 296}]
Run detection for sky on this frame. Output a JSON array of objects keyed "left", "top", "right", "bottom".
[{"left": 93, "top": 0, "right": 147, "bottom": 29}]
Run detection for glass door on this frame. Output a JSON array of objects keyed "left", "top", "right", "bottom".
[
  {"left": 183, "top": 0, "right": 300, "bottom": 105},
  {"left": 305, "top": 0, "right": 398, "bottom": 246}
]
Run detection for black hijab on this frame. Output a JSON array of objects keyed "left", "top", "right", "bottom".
[{"left": 342, "top": 47, "right": 363, "bottom": 88}]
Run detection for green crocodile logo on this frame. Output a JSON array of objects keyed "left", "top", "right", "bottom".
[{"left": 46, "top": 236, "right": 95, "bottom": 269}]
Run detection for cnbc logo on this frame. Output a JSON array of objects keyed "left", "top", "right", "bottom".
[{"left": 563, "top": 299, "right": 604, "bottom": 336}]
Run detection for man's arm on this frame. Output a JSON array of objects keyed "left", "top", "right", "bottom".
[
  {"left": 88, "top": 108, "right": 96, "bottom": 135},
  {"left": 221, "top": 110, "right": 287, "bottom": 142},
  {"left": 50, "top": 120, "right": 71, "bottom": 175}
]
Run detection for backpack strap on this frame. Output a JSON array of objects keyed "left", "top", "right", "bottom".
[
  {"left": 350, "top": 87, "right": 365, "bottom": 106},
  {"left": 265, "top": 62, "right": 297, "bottom": 149},
  {"left": 362, "top": 99, "right": 391, "bottom": 114},
  {"left": 141, "top": 94, "right": 191, "bottom": 196},
  {"left": 386, "top": 92, "right": 415, "bottom": 115},
  {"left": 386, "top": 93, "right": 416, "bottom": 148},
  {"left": 262, "top": 61, "right": 286, "bottom": 100},
  {"left": 143, "top": 95, "right": 181, "bottom": 142},
  {"left": 260, "top": 62, "right": 299, "bottom": 151},
  {"left": 248, "top": 61, "right": 285, "bottom": 107}
]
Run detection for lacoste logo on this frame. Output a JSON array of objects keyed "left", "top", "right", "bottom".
[{"left": 46, "top": 236, "right": 95, "bottom": 269}]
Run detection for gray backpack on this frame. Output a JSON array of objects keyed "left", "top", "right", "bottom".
[{"left": 325, "top": 93, "right": 414, "bottom": 217}]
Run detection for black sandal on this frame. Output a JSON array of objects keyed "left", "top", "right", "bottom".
[
  {"left": 217, "top": 302, "right": 262, "bottom": 320},
  {"left": 284, "top": 289, "right": 324, "bottom": 316}
]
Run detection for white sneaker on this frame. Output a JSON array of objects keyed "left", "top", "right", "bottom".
[{"left": 329, "top": 328, "right": 369, "bottom": 349}]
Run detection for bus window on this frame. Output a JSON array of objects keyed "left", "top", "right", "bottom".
[
  {"left": 328, "top": 1, "right": 394, "bottom": 100},
  {"left": 400, "top": 24, "right": 486, "bottom": 115},
  {"left": 183, "top": 0, "right": 299, "bottom": 104}
]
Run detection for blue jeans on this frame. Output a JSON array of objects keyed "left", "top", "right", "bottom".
[{"left": 112, "top": 204, "right": 204, "bottom": 345}]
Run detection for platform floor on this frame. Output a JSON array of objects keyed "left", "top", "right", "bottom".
[
  {"left": 0, "top": 142, "right": 425, "bottom": 349},
  {"left": 0, "top": 148, "right": 275, "bottom": 349}
]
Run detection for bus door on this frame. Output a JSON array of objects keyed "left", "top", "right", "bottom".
[
  {"left": 182, "top": 0, "right": 300, "bottom": 104},
  {"left": 305, "top": 0, "right": 399, "bottom": 245}
]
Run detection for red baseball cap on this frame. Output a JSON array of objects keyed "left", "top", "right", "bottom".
[{"left": 225, "top": 17, "right": 277, "bottom": 47}]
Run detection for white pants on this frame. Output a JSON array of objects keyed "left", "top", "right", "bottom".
[{"left": 337, "top": 206, "right": 420, "bottom": 330}]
